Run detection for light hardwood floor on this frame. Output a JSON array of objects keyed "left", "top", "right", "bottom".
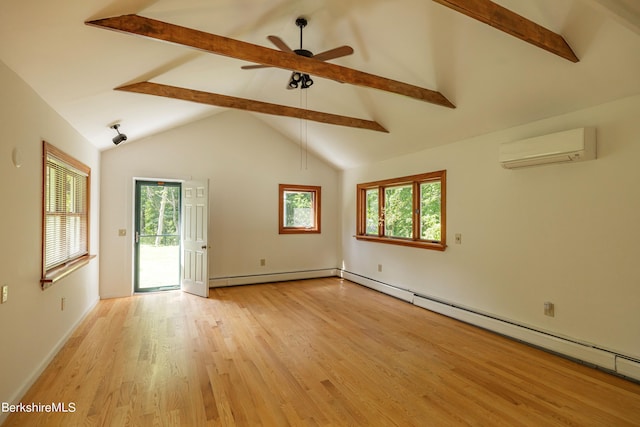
[{"left": 4, "top": 278, "right": 640, "bottom": 426}]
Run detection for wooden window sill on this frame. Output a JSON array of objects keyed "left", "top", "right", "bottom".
[
  {"left": 279, "top": 228, "right": 321, "bottom": 234},
  {"left": 41, "top": 254, "right": 96, "bottom": 289},
  {"left": 355, "top": 235, "right": 446, "bottom": 251}
]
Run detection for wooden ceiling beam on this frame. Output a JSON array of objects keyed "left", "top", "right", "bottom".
[
  {"left": 86, "top": 15, "right": 455, "bottom": 108},
  {"left": 116, "top": 82, "right": 389, "bottom": 133},
  {"left": 432, "top": 0, "right": 579, "bottom": 62}
]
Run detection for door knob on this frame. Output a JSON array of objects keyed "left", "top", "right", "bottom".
[{"left": 201, "top": 245, "right": 208, "bottom": 250}]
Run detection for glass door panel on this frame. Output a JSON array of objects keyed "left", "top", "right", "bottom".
[{"left": 134, "top": 181, "right": 181, "bottom": 292}]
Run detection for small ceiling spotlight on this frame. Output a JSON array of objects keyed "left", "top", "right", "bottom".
[
  {"left": 110, "top": 123, "right": 128, "bottom": 145},
  {"left": 288, "top": 72, "right": 314, "bottom": 90},
  {"left": 302, "top": 74, "right": 313, "bottom": 89},
  {"left": 288, "top": 72, "right": 301, "bottom": 89}
]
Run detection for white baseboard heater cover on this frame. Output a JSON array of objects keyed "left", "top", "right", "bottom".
[
  {"left": 340, "top": 271, "right": 414, "bottom": 302},
  {"left": 617, "top": 357, "right": 640, "bottom": 380},
  {"left": 412, "top": 295, "right": 616, "bottom": 370},
  {"left": 342, "top": 270, "right": 639, "bottom": 381},
  {"left": 210, "top": 269, "right": 337, "bottom": 288},
  {"left": 499, "top": 127, "right": 596, "bottom": 169}
]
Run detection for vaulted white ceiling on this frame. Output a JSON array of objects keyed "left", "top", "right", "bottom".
[{"left": 1, "top": 0, "right": 639, "bottom": 169}]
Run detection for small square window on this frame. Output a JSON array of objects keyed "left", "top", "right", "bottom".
[{"left": 278, "top": 184, "right": 321, "bottom": 234}]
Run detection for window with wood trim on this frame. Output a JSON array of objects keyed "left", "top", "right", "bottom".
[
  {"left": 41, "top": 142, "right": 91, "bottom": 287},
  {"left": 278, "top": 184, "right": 321, "bottom": 234},
  {"left": 356, "top": 170, "right": 446, "bottom": 250}
]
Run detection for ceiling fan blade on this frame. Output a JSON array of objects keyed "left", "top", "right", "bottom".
[
  {"left": 86, "top": 15, "right": 455, "bottom": 108},
  {"left": 116, "top": 81, "right": 389, "bottom": 133},
  {"left": 241, "top": 64, "right": 273, "bottom": 70},
  {"left": 267, "top": 35, "right": 294, "bottom": 54},
  {"left": 242, "top": 36, "right": 293, "bottom": 70},
  {"left": 312, "top": 46, "right": 354, "bottom": 62}
]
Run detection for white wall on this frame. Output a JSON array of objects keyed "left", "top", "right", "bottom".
[
  {"left": 341, "top": 94, "right": 640, "bottom": 360},
  {"left": 100, "top": 111, "right": 339, "bottom": 298},
  {"left": 0, "top": 60, "right": 100, "bottom": 416}
]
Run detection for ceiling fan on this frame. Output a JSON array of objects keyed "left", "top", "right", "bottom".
[
  {"left": 86, "top": 14, "right": 454, "bottom": 107},
  {"left": 86, "top": 14, "right": 455, "bottom": 133},
  {"left": 241, "top": 17, "right": 354, "bottom": 90}
]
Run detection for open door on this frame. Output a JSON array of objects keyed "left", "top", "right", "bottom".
[
  {"left": 134, "top": 180, "right": 181, "bottom": 292},
  {"left": 181, "top": 179, "right": 209, "bottom": 297}
]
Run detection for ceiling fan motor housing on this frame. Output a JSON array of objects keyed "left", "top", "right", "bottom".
[{"left": 294, "top": 49, "right": 313, "bottom": 57}]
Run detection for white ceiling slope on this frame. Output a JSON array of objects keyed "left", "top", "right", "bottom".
[{"left": 1, "top": 0, "right": 639, "bottom": 169}]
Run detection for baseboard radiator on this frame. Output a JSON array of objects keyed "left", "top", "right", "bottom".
[
  {"left": 209, "top": 268, "right": 338, "bottom": 288},
  {"left": 340, "top": 270, "right": 640, "bottom": 382}
]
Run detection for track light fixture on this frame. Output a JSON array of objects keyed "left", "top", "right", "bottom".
[
  {"left": 110, "top": 123, "right": 128, "bottom": 145},
  {"left": 288, "top": 72, "right": 313, "bottom": 89}
]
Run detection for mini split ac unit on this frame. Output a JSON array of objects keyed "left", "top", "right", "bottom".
[{"left": 499, "top": 127, "right": 596, "bottom": 169}]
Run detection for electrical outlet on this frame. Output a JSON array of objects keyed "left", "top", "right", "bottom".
[
  {"left": 1, "top": 285, "right": 8, "bottom": 304},
  {"left": 544, "top": 301, "right": 554, "bottom": 317},
  {"left": 260, "top": 259, "right": 266, "bottom": 267}
]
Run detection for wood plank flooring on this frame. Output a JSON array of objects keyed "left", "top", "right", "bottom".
[{"left": 4, "top": 278, "right": 640, "bottom": 426}]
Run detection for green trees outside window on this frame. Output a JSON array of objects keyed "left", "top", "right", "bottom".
[
  {"left": 356, "top": 170, "right": 446, "bottom": 251},
  {"left": 384, "top": 184, "right": 413, "bottom": 239},
  {"left": 279, "top": 184, "right": 321, "bottom": 234},
  {"left": 138, "top": 184, "right": 181, "bottom": 247},
  {"left": 365, "top": 189, "right": 379, "bottom": 235},
  {"left": 283, "top": 190, "right": 314, "bottom": 228},
  {"left": 420, "top": 181, "right": 442, "bottom": 241}
]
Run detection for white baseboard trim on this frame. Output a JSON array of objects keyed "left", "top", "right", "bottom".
[
  {"left": 1, "top": 295, "right": 100, "bottom": 425},
  {"left": 341, "top": 270, "right": 640, "bottom": 382},
  {"left": 99, "top": 291, "right": 132, "bottom": 299},
  {"left": 210, "top": 269, "right": 338, "bottom": 288}
]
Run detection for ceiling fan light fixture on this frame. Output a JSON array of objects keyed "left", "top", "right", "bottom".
[
  {"left": 288, "top": 72, "right": 313, "bottom": 90},
  {"left": 303, "top": 75, "right": 313, "bottom": 88},
  {"left": 289, "top": 71, "right": 311, "bottom": 89},
  {"left": 288, "top": 72, "right": 300, "bottom": 88}
]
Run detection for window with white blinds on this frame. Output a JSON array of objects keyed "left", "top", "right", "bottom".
[{"left": 42, "top": 142, "right": 90, "bottom": 280}]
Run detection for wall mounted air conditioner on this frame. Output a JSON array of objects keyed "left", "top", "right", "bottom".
[{"left": 499, "top": 127, "right": 596, "bottom": 169}]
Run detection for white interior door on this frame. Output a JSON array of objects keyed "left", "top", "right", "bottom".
[{"left": 181, "top": 179, "right": 209, "bottom": 297}]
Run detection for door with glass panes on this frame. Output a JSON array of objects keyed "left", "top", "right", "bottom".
[{"left": 134, "top": 180, "right": 181, "bottom": 292}]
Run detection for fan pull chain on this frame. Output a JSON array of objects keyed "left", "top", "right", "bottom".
[{"left": 299, "top": 89, "right": 308, "bottom": 170}]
